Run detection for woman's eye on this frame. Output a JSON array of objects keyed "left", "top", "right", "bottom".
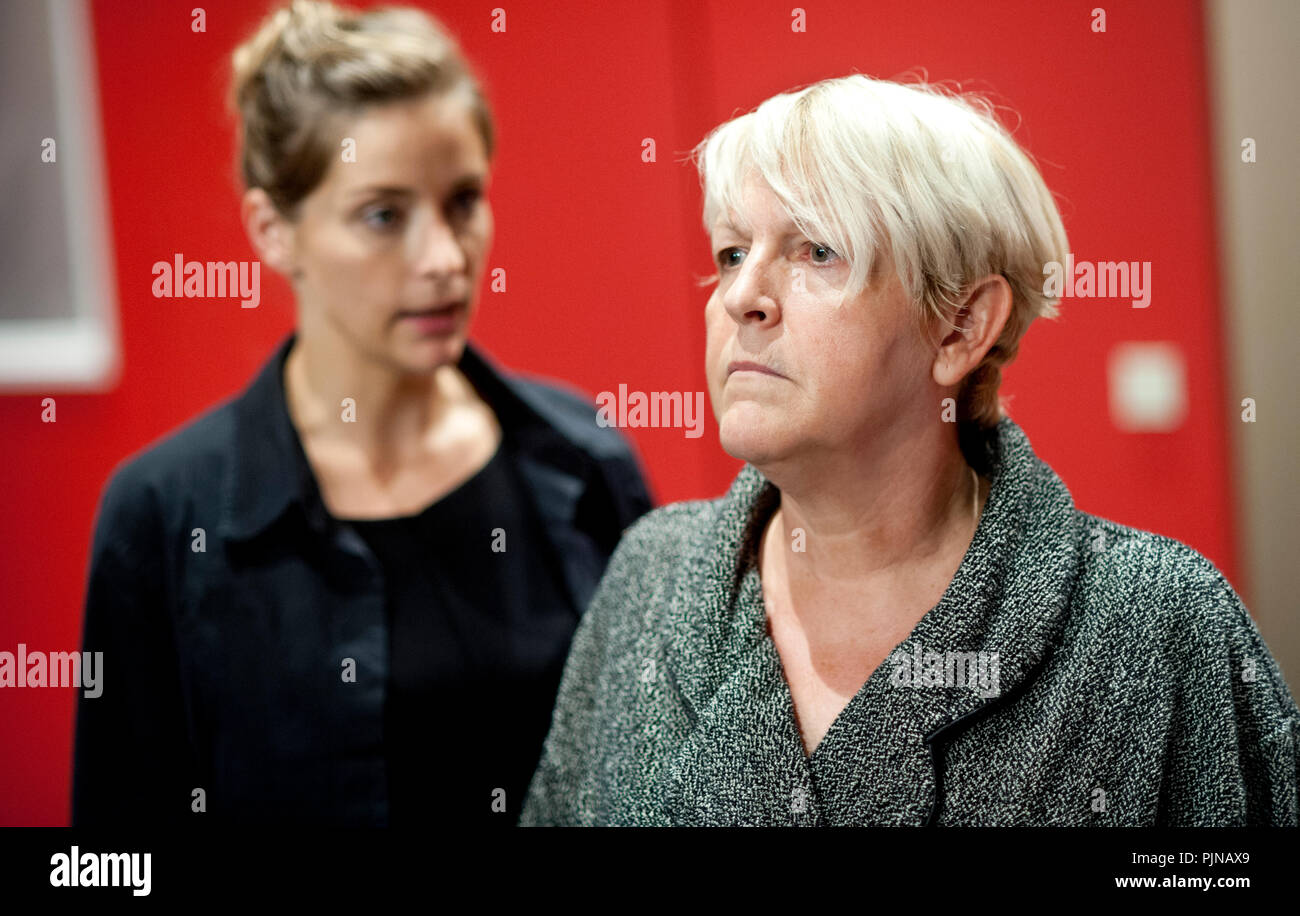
[
  {"left": 362, "top": 206, "right": 402, "bottom": 231},
  {"left": 717, "top": 247, "right": 744, "bottom": 269},
  {"left": 449, "top": 188, "right": 481, "bottom": 215},
  {"left": 809, "top": 243, "right": 838, "bottom": 264}
]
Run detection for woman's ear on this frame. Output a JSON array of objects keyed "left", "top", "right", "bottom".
[
  {"left": 932, "top": 274, "right": 1012, "bottom": 388},
  {"left": 241, "top": 188, "right": 297, "bottom": 279}
]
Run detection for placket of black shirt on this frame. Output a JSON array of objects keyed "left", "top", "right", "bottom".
[{"left": 343, "top": 442, "right": 577, "bottom": 826}]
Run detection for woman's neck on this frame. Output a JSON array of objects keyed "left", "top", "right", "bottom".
[
  {"left": 757, "top": 428, "right": 988, "bottom": 591},
  {"left": 283, "top": 331, "right": 476, "bottom": 465}
]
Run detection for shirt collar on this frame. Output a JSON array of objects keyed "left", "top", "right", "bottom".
[{"left": 220, "top": 332, "right": 595, "bottom": 543}]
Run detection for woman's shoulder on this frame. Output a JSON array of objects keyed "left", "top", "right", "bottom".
[
  {"left": 1068, "top": 510, "right": 1298, "bottom": 719},
  {"left": 1073, "top": 511, "right": 1246, "bottom": 620},
  {"left": 1069, "top": 510, "right": 1255, "bottom": 645},
  {"left": 95, "top": 395, "right": 243, "bottom": 529},
  {"left": 592, "top": 496, "right": 726, "bottom": 602},
  {"left": 616, "top": 495, "right": 723, "bottom": 551},
  {"left": 470, "top": 356, "right": 631, "bottom": 462}
]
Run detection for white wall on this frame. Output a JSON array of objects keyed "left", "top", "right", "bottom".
[{"left": 1207, "top": 0, "right": 1300, "bottom": 689}]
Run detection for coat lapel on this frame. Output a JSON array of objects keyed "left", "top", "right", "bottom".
[
  {"left": 660, "top": 463, "right": 816, "bottom": 824},
  {"left": 513, "top": 453, "right": 603, "bottom": 618},
  {"left": 813, "top": 420, "right": 1083, "bottom": 823},
  {"left": 661, "top": 417, "right": 1083, "bottom": 825},
  {"left": 457, "top": 342, "right": 616, "bottom": 620}
]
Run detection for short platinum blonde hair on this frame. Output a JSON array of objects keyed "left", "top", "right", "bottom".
[
  {"left": 230, "top": 0, "right": 494, "bottom": 217},
  {"left": 691, "top": 75, "right": 1069, "bottom": 431}
]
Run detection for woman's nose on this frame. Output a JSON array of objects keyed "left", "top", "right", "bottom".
[
  {"left": 413, "top": 212, "right": 467, "bottom": 277},
  {"left": 721, "top": 256, "right": 781, "bottom": 327}
]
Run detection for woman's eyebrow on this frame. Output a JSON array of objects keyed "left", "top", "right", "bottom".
[
  {"left": 712, "top": 224, "right": 809, "bottom": 243},
  {"left": 345, "top": 174, "right": 484, "bottom": 202},
  {"left": 713, "top": 219, "right": 754, "bottom": 238},
  {"left": 446, "top": 174, "right": 485, "bottom": 194},
  {"left": 345, "top": 184, "right": 415, "bottom": 201}
]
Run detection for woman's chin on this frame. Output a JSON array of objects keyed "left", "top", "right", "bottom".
[
  {"left": 393, "top": 335, "right": 465, "bottom": 373},
  {"left": 718, "top": 414, "right": 787, "bottom": 465}
]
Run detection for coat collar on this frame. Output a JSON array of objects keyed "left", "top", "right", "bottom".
[
  {"left": 661, "top": 416, "right": 1084, "bottom": 824},
  {"left": 220, "top": 333, "right": 313, "bottom": 543},
  {"left": 219, "top": 333, "right": 598, "bottom": 547}
]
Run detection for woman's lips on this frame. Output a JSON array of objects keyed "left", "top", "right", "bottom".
[
  {"left": 727, "top": 360, "right": 784, "bottom": 378},
  {"left": 398, "top": 303, "right": 462, "bottom": 335}
]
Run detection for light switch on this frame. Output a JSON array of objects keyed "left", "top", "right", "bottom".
[{"left": 1108, "top": 341, "right": 1187, "bottom": 432}]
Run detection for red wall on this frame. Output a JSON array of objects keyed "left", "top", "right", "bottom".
[{"left": 0, "top": 0, "right": 1235, "bottom": 825}]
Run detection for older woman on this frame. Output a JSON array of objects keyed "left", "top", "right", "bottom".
[
  {"left": 521, "top": 75, "right": 1299, "bottom": 826},
  {"left": 72, "top": 0, "right": 651, "bottom": 826}
]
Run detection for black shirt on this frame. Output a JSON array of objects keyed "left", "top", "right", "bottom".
[
  {"left": 72, "top": 333, "right": 653, "bottom": 826},
  {"left": 341, "top": 439, "right": 576, "bottom": 826}
]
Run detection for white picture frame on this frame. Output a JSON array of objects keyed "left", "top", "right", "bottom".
[{"left": 0, "top": 0, "right": 119, "bottom": 390}]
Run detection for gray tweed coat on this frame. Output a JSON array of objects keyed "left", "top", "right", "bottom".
[{"left": 521, "top": 417, "right": 1299, "bottom": 826}]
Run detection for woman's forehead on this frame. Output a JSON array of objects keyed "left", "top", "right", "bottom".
[{"left": 709, "top": 200, "right": 800, "bottom": 238}]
